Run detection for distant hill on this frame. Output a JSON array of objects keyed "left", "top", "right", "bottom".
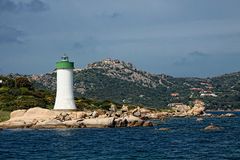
[{"left": 3, "top": 59, "right": 240, "bottom": 110}]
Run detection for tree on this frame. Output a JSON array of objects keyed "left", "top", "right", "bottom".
[{"left": 15, "top": 77, "right": 32, "bottom": 89}]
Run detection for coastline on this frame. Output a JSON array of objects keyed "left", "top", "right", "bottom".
[
  {"left": 0, "top": 100, "right": 206, "bottom": 129},
  {"left": 0, "top": 100, "right": 238, "bottom": 129}
]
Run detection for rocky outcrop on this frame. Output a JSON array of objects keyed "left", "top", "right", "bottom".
[
  {"left": 34, "top": 119, "right": 67, "bottom": 129},
  {"left": 10, "top": 109, "right": 27, "bottom": 119},
  {"left": 145, "top": 112, "right": 171, "bottom": 119},
  {"left": 196, "top": 118, "right": 204, "bottom": 122},
  {"left": 114, "top": 118, "right": 128, "bottom": 127},
  {"left": 173, "top": 105, "right": 191, "bottom": 114},
  {"left": 121, "top": 105, "right": 128, "bottom": 112},
  {"left": 0, "top": 120, "right": 27, "bottom": 129},
  {"left": 0, "top": 101, "right": 209, "bottom": 129},
  {"left": 172, "top": 100, "right": 205, "bottom": 117},
  {"left": 187, "top": 100, "right": 205, "bottom": 116},
  {"left": 125, "top": 115, "right": 142, "bottom": 122},
  {"left": 159, "top": 128, "right": 171, "bottom": 131},
  {"left": 204, "top": 124, "right": 223, "bottom": 131},
  {"left": 219, "top": 113, "right": 236, "bottom": 118},
  {"left": 0, "top": 107, "right": 154, "bottom": 129},
  {"left": 82, "top": 117, "right": 115, "bottom": 128},
  {"left": 142, "top": 121, "right": 153, "bottom": 127}
]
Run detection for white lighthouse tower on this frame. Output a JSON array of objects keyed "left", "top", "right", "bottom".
[{"left": 54, "top": 55, "right": 76, "bottom": 110}]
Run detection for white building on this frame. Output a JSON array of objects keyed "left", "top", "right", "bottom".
[{"left": 54, "top": 55, "right": 76, "bottom": 110}]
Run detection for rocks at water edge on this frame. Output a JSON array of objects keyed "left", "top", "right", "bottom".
[
  {"left": 196, "top": 118, "right": 204, "bottom": 122},
  {"left": 0, "top": 107, "right": 153, "bottom": 129},
  {"left": 219, "top": 113, "right": 236, "bottom": 118},
  {"left": 82, "top": 117, "right": 115, "bottom": 128},
  {"left": 0, "top": 100, "right": 209, "bottom": 129},
  {"left": 159, "top": 128, "right": 171, "bottom": 131},
  {"left": 204, "top": 124, "right": 223, "bottom": 131},
  {"left": 172, "top": 100, "right": 206, "bottom": 117}
]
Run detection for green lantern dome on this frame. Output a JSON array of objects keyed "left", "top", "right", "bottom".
[{"left": 56, "top": 55, "right": 74, "bottom": 69}]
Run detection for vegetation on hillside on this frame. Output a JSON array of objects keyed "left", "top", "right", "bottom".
[
  {"left": 0, "top": 76, "right": 120, "bottom": 113},
  {"left": 0, "top": 111, "right": 10, "bottom": 122},
  {"left": 1, "top": 60, "right": 240, "bottom": 111},
  {"left": 0, "top": 76, "right": 54, "bottom": 111}
]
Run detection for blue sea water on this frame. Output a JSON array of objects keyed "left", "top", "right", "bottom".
[{"left": 0, "top": 112, "right": 240, "bottom": 160}]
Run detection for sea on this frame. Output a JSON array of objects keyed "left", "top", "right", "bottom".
[{"left": 0, "top": 112, "right": 239, "bottom": 160}]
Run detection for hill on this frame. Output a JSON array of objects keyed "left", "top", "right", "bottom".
[
  {"left": 1, "top": 59, "right": 240, "bottom": 110},
  {"left": 26, "top": 59, "right": 240, "bottom": 110}
]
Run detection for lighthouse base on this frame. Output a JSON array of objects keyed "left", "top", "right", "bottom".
[{"left": 54, "top": 98, "right": 77, "bottom": 110}]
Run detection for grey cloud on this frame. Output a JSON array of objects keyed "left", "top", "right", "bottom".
[
  {"left": 73, "top": 37, "right": 99, "bottom": 54},
  {"left": 174, "top": 51, "right": 208, "bottom": 66},
  {"left": 99, "top": 11, "right": 121, "bottom": 19},
  {"left": 73, "top": 42, "right": 84, "bottom": 49},
  {"left": 173, "top": 57, "right": 188, "bottom": 66},
  {"left": 109, "top": 12, "right": 121, "bottom": 18},
  {"left": 0, "top": 25, "right": 24, "bottom": 44},
  {"left": 1, "top": 0, "right": 240, "bottom": 77},
  {"left": 0, "top": 0, "right": 48, "bottom": 13},
  {"left": 172, "top": 52, "right": 240, "bottom": 77},
  {"left": 189, "top": 51, "right": 208, "bottom": 57}
]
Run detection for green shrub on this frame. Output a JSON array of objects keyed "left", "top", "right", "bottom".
[
  {"left": 15, "top": 77, "right": 32, "bottom": 89},
  {"left": 0, "top": 110, "right": 10, "bottom": 122},
  {"left": 19, "top": 87, "right": 30, "bottom": 95},
  {"left": 0, "top": 86, "right": 10, "bottom": 94},
  {"left": 8, "top": 88, "right": 21, "bottom": 96}
]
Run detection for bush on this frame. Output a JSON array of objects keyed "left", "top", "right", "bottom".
[
  {"left": 8, "top": 88, "right": 21, "bottom": 96},
  {"left": 0, "top": 110, "right": 10, "bottom": 122},
  {"left": 0, "top": 86, "right": 10, "bottom": 94},
  {"left": 19, "top": 87, "right": 31, "bottom": 95},
  {"left": 15, "top": 77, "right": 32, "bottom": 89}
]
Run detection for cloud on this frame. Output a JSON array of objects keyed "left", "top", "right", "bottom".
[
  {"left": 99, "top": 11, "right": 121, "bottom": 19},
  {"left": 174, "top": 51, "right": 208, "bottom": 66},
  {"left": 73, "top": 37, "right": 99, "bottom": 54},
  {"left": 172, "top": 52, "right": 240, "bottom": 77},
  {"left": 108, "top": 12, "right": 121, "bottom": 18},
  {"left": 0, "top": 25, "right": 24, "bottom": 44},
  {"left": 0, "top": 0, "right": 49, "bottom": 13},
  {"left": 104, "top": 12, "right": 121, "bottom": 19},
  {"left": 189, "top": 51, "right": 208, "bottom": 57}
]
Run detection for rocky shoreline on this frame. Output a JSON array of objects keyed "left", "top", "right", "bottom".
[
  {"left": 0, "top": 107, "right": 154, "bottom": 129},
  {"left": 0, "top": 100, "right": 236, "bottom": 129}
]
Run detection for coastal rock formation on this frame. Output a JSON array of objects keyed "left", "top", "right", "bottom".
[
  {"left": 114, "top": 118, "right": 128, "bottom": 127},
  {"left": 0, "top": 120, "right": 27, "bottom": 129},
  {"left": 172, "top": 100, "right": 205, "bottom": 117},
  {"left": 142, "top": 121, "right": 153, "bottom": 127},
  {"left": 159, "top": 128, "right": 171, "bottom": 131},
  {"left": 125, "top": 115, "right": 142, "bottom": 122},
  {"left": 34, "top": 119, "right": 67, "bottom": 129},
  {"left": 0, "top": 100, "right": 208, "bottom": 129},
  {"left": 188, "top": 100, "right": 205, "bottom": 116},
  {"left": 82, "top": 117, "right": 115, "bottom": 128},
  {"left": 204, "top": 124, "right": 223, "bottom": 131},
  {"left": 196, "top": 118, "right": 204, "bottom": 122},
  {"left": 121, "top": 105, "right": 128, "bottom": 112},
  {"left": 10, "top": 109, "right": 27, "bottom": 119},
  {"left": 219, "top": 113, "right": 236, "bottom": 118},
  {"left": 0, "top": 107, "right": 153, "bottom": 129}
]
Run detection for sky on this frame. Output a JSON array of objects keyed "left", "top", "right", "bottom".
[{"left": 0, "top": 0, "right": 240, "bottom": 77}]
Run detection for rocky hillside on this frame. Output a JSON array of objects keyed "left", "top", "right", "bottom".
[
  {"left": 3, "top": 59, "right": 240, "bottom": 110},
  {"left": 28, "top": 59, "right": 175, "bottom": 107}
]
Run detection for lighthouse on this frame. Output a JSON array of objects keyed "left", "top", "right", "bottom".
[{"left": 54, "top": 55, "right": 76, "bottom": 110}]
